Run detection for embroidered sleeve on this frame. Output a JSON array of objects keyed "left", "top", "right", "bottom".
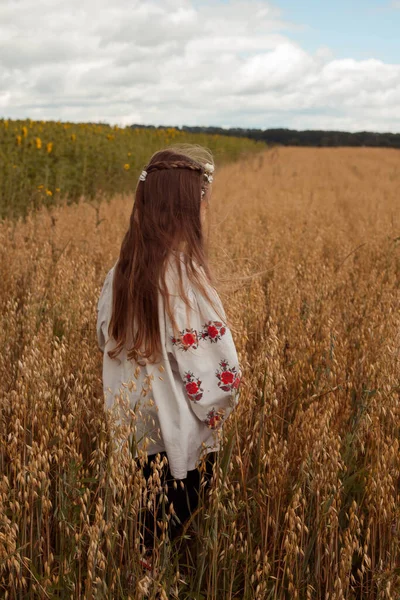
[{"left": 166, "top": 283, "right": 242, "bottom": 430}]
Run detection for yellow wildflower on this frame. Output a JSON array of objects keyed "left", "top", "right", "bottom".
[
  {"left": 124, "top": 164, "right": 130, "bottom": 170},
  {"left": 46, "top": 142, "right": 53, "bottom": 153},
  {"left": 37, "top": 185, "right": 44, "bottom": 190},
  {"left": 71, "top": 133, "right": 76, "bottom": 141},
  {"left": 16, "top": 135, "right": 22, "bottom": 146},
  {"left": 22, "top": 126, "right": 28, "bottom": 137},
  {"left": 55, "top": 188, "right": 60, "bottom": 192},
  {"left": 127, "top": 152, "right": 131, "bottom": 157},
  {"left": 46, "top": 189, "right": 53, "bottom": 196},
  {"left": 35, "top": 137, "right": 42, "bottom": 149}
]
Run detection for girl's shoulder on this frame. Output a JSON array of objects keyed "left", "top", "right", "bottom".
[
  {"left": 97, "top": 261, "right": 119, "bottom": 314},
  {"left": 101, "top": 262, "right": 116, "bottom": 291},
  {"left": 164, "top": 252, "right": 225, "bottom": 318},
  {"left": 164, "top": 251, "right": 209, "bottom": 294},
  {"left": 98, "top": 264, "right": 114, "bottom": 301}
]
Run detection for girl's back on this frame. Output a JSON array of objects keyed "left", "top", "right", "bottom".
[
  {"left": 96, "top": 143, "right": 242, "bottom": 557},
  {"left": 97, "top": 247, "right": 241, "bottom": 480}
]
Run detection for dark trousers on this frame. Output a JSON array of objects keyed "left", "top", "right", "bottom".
[{"left": 135, "top": 450, "right": 217, "bottom": 550}]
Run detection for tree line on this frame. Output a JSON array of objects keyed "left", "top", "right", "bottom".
[{"left": 130, "top": 124, "right": 400, "bottom": 149}]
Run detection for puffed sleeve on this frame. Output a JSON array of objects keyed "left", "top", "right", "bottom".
[
  {"left": 165, "top": 281, "right": 242, "bottom": 430},
  {"left": 96, "top": 269, "right": 113, "bottom": 352}
]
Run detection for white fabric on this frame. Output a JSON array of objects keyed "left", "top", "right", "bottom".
[{"left": 96, "top": 252, "right": 241, "bottom": 479}]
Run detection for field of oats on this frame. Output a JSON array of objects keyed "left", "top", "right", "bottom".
[{"left": 1, "top": 146, "right": 400, "bottom": 599}]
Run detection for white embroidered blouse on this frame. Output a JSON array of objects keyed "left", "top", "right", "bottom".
[{"left": 96, "top": 252, "right": 242, "bottom": 480}]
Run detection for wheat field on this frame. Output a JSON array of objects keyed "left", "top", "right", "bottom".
[{"left": 1, "top": 146, "right": 399, "bottom": 599}]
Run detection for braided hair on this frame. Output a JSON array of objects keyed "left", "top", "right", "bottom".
[
  {"left": 145, "top": 159, "right": 204, "bottom": 175},
  {"left": 140, "top": 157, "right": 213, "bottom": 197}
]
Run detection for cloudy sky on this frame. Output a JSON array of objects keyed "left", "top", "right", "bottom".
[{"left": 1, "top": 0, "right": 399, "bottom": 132}]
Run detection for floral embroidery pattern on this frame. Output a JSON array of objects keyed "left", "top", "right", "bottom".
[
  {"left": 200, "top": 321, "right": 226, "bottom": 343},
  {"left": 204, "top": 407, "right": 225, "bottom": 429},
  {"left": 183, "top": 371, "right": 204, "bottom": 402},
  {"left": 171, "top": 328, "right": 199, "bottom": 351},
  {"left": 215, "top": 359, "right": 241, "bottom": 392},
  {"left": 171, "top": 320, "right": 226, "bottom": 351}
]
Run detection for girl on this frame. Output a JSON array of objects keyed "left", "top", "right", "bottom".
[{"left": 96, "top": 143, "right": 242, "bottom": 569}]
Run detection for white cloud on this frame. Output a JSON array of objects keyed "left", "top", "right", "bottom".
[{"left": 1, "top": 0, "right": 400, "bottom": 132}]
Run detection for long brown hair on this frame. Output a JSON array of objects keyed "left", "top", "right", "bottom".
[{"left": 107, "top": 143, "right": 225, "bottom": 365}]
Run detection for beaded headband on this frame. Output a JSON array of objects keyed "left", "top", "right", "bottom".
[{"left": 139, "top": 162, "right": 214, "bottom": 198}]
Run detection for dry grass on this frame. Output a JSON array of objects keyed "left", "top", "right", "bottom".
[{"left": 1, "top": 146, "right": 399, "bottom": 599}]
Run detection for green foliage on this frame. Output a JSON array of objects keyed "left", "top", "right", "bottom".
[
  {"left": 147, "top": 123, "right": 400, "bottom": 149},
  {"left": 0, "top": 118, "right": 265, "bottom": 220}
]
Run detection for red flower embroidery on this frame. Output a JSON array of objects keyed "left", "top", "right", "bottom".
[
  {"left": 232, "top": 376, "right": 241, "bottom": 389},
  {"left": 216, "top": 359, "right": 241, "bottom": 393},
  {"left": 183, "top": 371, "right": 203, "bottom": 401},
  {"left": 186, "top": 381, "right": 199, "bottom": 395},
  {"left": 172, "top": 322, "right": 227, "bottom": 350},
  {"left": 207, "top": 325, "right": 219, "bottom": 338},
  {"left": 204, "top": 407, "right": 225, "bottom": 429},
  {"left": 200, "top": 320, "right": 227, "bottom": 343},
  {"left": 171, "top": 328, "right": 199, "bottom": 351},
  {"left": 220, "top": 371, "right": 234, "bottom": 385},
  {"left": 182, "top": 332, "right": 196, "bottom": 346}
]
